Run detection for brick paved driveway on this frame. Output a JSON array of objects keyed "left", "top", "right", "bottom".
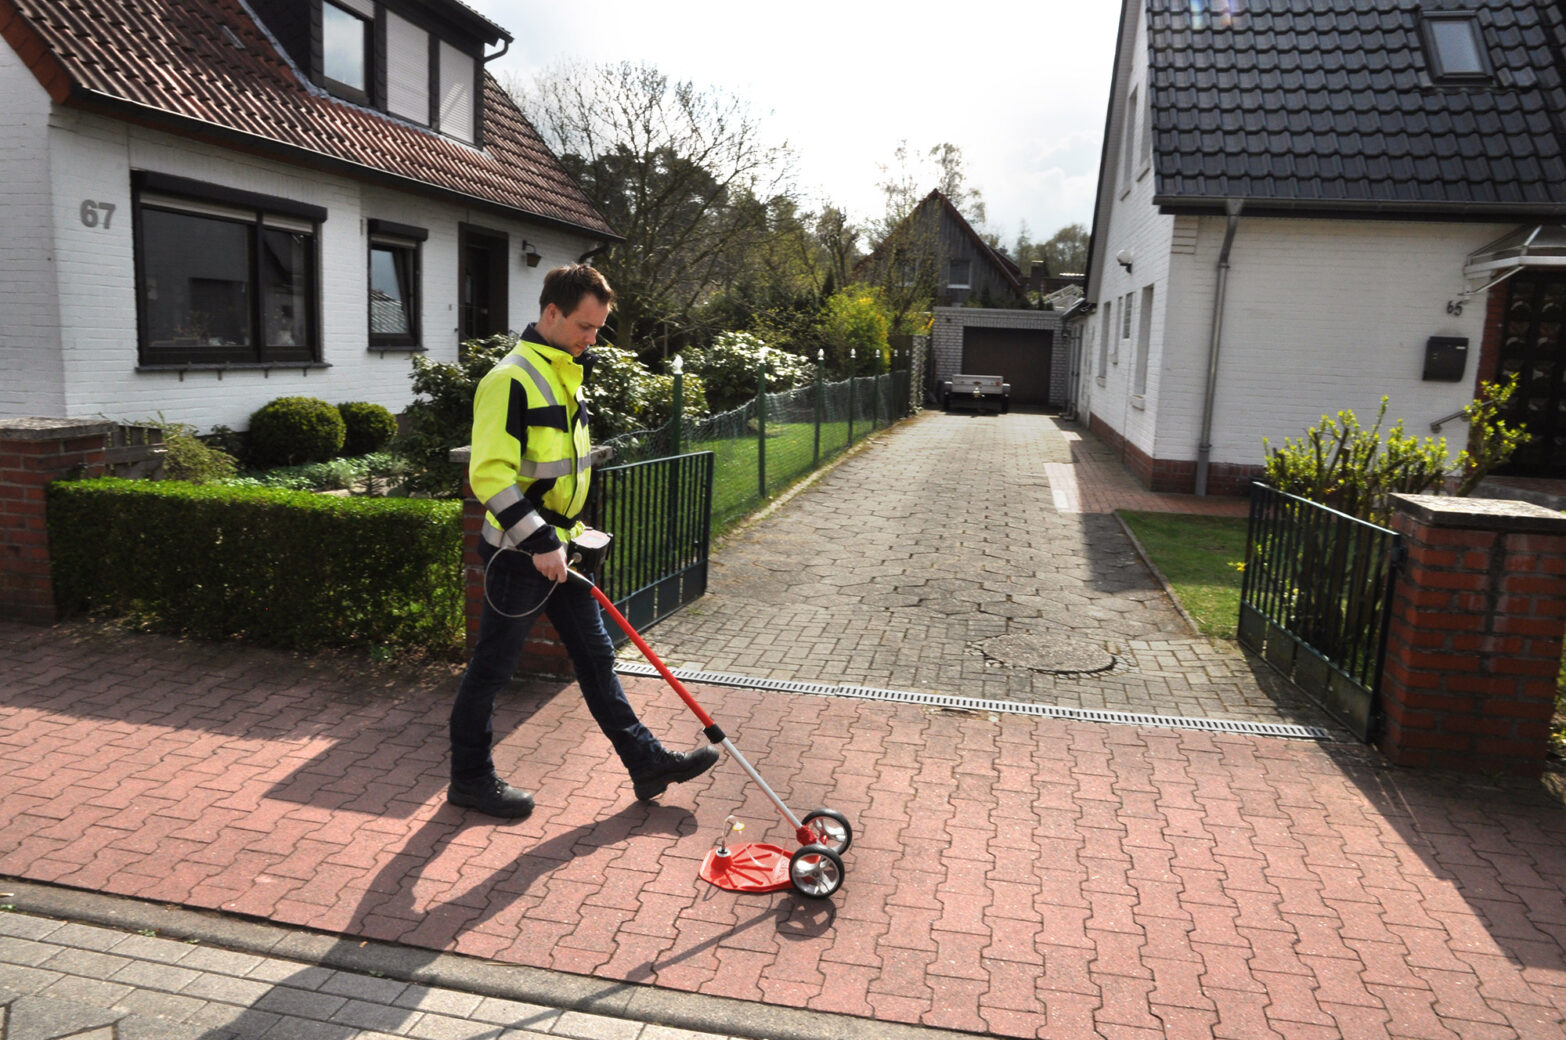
[
  {"left": 645, "top": 411, "right": 1324, "bottom": 727},
  {"left": 3, "top": 620, "right": 1565, "bottom": 1039}
]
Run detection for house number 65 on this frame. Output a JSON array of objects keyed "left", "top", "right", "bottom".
[{"left": 79, "top": 200, "right": 116, "bottom": 229}]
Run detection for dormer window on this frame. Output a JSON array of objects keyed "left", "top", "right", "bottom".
[
  {"left": 1421, "top": 12, "right": 1492, "bottom": 83},
  {"left": 322, "top": 0, "right": 371, "bottom": 99}
]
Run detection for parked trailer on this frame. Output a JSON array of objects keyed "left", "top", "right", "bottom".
[{"left": 940, "top": 374, "right": 1010, "bottom": 413}]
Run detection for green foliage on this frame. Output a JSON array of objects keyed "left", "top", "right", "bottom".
[
  {"left": 47, "top": 478, "right": 463, "bottom": 654},
  {"left": 1455, "top": 375, "right": 1531, "bottom": 496},
  {"left": 819, "top": 286, "right": 892, "bottom": 375},
  {"left": 247, "top": 396, "right": 346, "bottom": 468},
  {"left": 585, "top": 345, "right": 706, "bottom": 439},
  {"left": 683, "top": 331, "right": 812, "bottom": 411},
  {"left": 219, "top": 453, "right": 411, "bottom": 493},
  {"left": 155, "top": 422, "right": 238, "bottom": 484},
  {"left": 336, "top": 401, "right": 399, "bottom": 457},
  {"left": 394, "top": 335, "right": 515, "bottom": 497},
  {"left": 1262, "top": 378, "right": 1529, "bottom": 525}
]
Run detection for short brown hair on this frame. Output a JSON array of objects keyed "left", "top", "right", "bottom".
[{"left": 540, "top": 264, "right": 615, "bottom": 316}]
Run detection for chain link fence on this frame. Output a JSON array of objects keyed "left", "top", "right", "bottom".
[{"left": 600, "top": 345, "right": 923, "bottom": 531}]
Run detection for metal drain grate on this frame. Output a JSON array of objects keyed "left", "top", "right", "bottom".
[{"left": 614, "top": 662, "right": 1333, "bottom": 740}]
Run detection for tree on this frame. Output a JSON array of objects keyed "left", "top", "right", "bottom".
[
  {"left": 1040, "top": 224, "right": 1089, "bottom": 276},
  {"left": 519, "top": 62, "right": 796, "bottom": 358}
]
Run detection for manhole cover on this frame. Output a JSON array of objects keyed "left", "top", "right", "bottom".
[{"left": 973, "top": 632, "right": 1115, "bottom": 674}]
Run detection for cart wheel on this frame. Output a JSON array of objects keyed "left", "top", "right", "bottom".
[
  {"left": 789, "top": 844, "right": 844, "bottom": 899},
  {"left": 801, "top": 809, "right": 853, "bottom": 855}
]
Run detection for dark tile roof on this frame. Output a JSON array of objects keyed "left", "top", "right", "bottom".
[
  {"left": 1146, "top": 0, "right": 1566, "bottom": 216},
  {"left": 0, "top": 0, "right": 616, "bottom": 238}
]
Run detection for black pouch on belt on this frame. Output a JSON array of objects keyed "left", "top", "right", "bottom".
[{"left": 568, "top": 529, "right": 614, "bottom": 576}]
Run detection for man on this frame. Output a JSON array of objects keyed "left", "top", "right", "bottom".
[{"left": 449, "top": 264, "right": 718, "bottom": 819}]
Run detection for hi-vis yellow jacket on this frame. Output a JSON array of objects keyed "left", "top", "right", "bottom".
[{"left": 470, "top": 331, "right": 592, "bottom": 554}]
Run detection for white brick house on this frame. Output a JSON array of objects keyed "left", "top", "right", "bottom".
[
  {"left": 0, "top": 0, "right": 617, "bottom": 434},
  {"left": 1072, "top": 1, "right": 1566, "bottom": 494}
]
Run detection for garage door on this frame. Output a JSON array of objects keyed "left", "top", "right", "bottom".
[{"left": 962, "top": 327, "right": 1054, "bottom": 406}]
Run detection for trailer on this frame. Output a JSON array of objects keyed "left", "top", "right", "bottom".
[{"left": 939, "top": 373, "right": 1010, "bottom": 414}]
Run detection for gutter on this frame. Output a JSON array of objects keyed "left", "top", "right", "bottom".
[{"left": 1194, "top": 198, "right": 1243, "bottom": 497}]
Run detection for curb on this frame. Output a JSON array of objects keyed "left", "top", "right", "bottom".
[{"left": 0, "top": 877, "right": 987, "bottom": 1040}]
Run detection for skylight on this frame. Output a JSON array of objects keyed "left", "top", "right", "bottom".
[{"left": 1422, "top": 12, "right": 1491, "bottom": 82}]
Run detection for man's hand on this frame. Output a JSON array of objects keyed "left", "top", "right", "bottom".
[{"left": 532, "top": 545, "right": 569, "bottom": 583}]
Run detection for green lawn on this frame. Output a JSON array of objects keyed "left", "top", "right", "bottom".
[{"left": 1117, "top": 510, "right": 1248, "bottom": 641}]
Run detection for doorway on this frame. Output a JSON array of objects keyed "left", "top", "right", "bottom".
[
  {"left": 458, "top": 225, "right": 509, "bottom": 342},
  {"left": 1496, "top": 271, "right": 1566, "bottom": 477}
]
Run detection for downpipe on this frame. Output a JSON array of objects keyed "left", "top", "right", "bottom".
[{"left": 1195, "top": 199, "right": 1244, "bottom": 497}]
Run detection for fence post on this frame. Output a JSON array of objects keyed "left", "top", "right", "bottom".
[
  {"left": 670, "top": 355, "right": 684, "bottom": 458},
  {"left": 847, "top": 349, "right": 856, "bottom": 446},
  {"left": 813, "top": 348, "right": 823, "bottom": 467},
  {"left": 1377, "top": 493, "right": 1566, "bottom": 776},
  {"left": 756, "top": 352, "right": 767, "bottom": 501},
  {"left": 871, "top": 349, "right": 881, "bottom": 431}
]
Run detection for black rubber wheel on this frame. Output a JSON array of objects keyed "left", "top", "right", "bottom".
[
  {"left": 801, "top": 809, "right": 852, "bottom": 855},
  {"left": 789, "top": 844, "right": 844, "bottom": 899}
]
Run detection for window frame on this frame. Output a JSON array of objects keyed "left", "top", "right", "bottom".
[
  {"left": 132, "top": 172, "right": 325, "bottom": 368},
  {"left": 1420, "top": 11, "right": 1493, "bottom": 84},
  {"left": 367, "top": 218, "right": 427, "bottom": 351},
  {"left": 322, "top": 0, "right": 373, "bottom": 104},
  {"left": 947, "top": 258, "right": 972, "bottom": 290}
]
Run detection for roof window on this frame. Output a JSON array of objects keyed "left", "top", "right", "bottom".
[{"left": 1421, "top": 12, "right": 1492, "bottom": 83}]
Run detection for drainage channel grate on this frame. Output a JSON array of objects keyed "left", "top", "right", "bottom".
[{"left": 614, "top": 662, "right": 1333, "bottom": 741}]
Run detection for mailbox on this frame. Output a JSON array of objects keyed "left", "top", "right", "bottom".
[{"left": 1423, "top": 336, "right": 1468, "bottom": 382}]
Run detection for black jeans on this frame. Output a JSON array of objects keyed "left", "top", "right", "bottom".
[{"left": 450, "top": 540, "right": 666, "bottom": 784}]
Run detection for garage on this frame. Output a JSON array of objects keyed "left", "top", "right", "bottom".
[{"left": 961, "top": 326, "right": 1055, "bottom": 407}]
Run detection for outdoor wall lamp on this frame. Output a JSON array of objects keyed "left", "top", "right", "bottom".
[
  {"left": 1116, "top": 248, "right": 1133, "bottom": 274},
  {"left": 522, "top": 241, "right": 541, "bottom": 268}
]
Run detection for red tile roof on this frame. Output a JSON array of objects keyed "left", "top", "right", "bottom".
[{"left": 0, "top": 0, "right": 617, "bottom": 239}]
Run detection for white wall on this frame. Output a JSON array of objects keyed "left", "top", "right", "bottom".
[
  {"left": 15, "top": 106, "right": 599, "bottom": 433},
  {"left": 1154, "top": 216, "right": 1507, "bottom": 468},
  {"left": 0, "top": 46, "right": 65, "bottom": 415},
  {"left": 1082, "top": 0, "right": 1176, "bottom": 455}
]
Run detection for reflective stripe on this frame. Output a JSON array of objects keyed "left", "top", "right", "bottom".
[
  {"left": 517, "top": 455, "right": 593, "bottom": 479},
  {"left": 498, "top": 351, "right": 559, "bottom": 408},
  {"left": 483, "top": 484, "right": 527, "bottom": 518},
  {"left": 482, "top": 510, "right": 548, "bottom": 550}
]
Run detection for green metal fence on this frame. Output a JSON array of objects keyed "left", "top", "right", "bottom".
[{"left": 601, "top": 349, "right": 916, "bottom": 531}]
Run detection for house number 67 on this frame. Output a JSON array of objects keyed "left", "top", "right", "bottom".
[{"left": 79, "top": 200, "right": 116, "bottom": 229}]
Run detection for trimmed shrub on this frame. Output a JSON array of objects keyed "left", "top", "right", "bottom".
[
  {"left": 47, "top": 478, "right": 464, "bottom": 654},
  {"left": 395, "top": 335, "right": 515, "bottom": 497},
  {"left": 248, "top": 396, "right": 346, "bottom": 468},
  {"left": 337, "top": 401, "right": 399, "bottom": 456}
]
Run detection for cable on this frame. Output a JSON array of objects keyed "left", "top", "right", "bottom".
[{"left": 482, "top": 546, "right": 561, "bottom": 619}]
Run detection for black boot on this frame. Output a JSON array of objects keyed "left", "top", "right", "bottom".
[
  {"left": 447, "top": 775, "right": 535, "bottom": 819},
  {"left": 632, "top": 746, "right": 720, "bottom": 801}
]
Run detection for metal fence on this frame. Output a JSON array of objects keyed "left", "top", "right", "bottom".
[
  {"left": 585, "top": 451, "right": 714, "bottom": 634},
  {"left": 1238, "top": 482, "right": 1404, "bottom": 740},
  {"left": 601, "top": 350, "right": 917, "bottom": 531}
]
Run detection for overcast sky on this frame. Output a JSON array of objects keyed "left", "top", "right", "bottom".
[{"left": 467, "top": 1, "right": 1123, "bottom": 249}]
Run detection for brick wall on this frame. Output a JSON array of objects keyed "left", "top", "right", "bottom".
[
  {"left": 930, "top": 307, "right": 1068, "bottom": 406},
  {"left": 1379, "top": 493, "right": 1566, "bottom": 776},
  {"left": 0, "top": 418, "right": 112, "bottom": 624},
  {"left": 1087, "top": 411, "right": 1259, "bottom": 496}
]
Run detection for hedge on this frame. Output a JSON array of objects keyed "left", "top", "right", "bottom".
[{"left": 47, "top": 478, "right": 464, "bottom": 654}]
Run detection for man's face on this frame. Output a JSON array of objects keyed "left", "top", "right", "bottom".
[{"left": 539, "top": 297, "right": 610, "bottom": 357}]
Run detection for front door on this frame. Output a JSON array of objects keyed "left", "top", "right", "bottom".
[
  {"left": 1496, "top": 271, "right": 1566, "bottom": 476},
  {"left": 458, "top": 225, "right": 508, "bottom": 344}
]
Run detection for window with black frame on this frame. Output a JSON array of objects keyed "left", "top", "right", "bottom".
[
  {"left": 133, "top": 175, "right": 322, "bottom": 366},
  {"left": 367, "top": 220, "right": 426, "bottom": 349},
  {"left": 322, "top": 0, "right": 372, "bottom": 101}
]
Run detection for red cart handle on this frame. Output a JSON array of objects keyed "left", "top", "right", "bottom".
[{"left": 569, "top": 570, "right": 723, "bottom": 740}]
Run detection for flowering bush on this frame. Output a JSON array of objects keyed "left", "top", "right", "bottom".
[
  {"left": 585, "top": 345, "right": 707, "bottom": 438},
  {"left": 684, "top": 331, "right": 813, "bottom": 411}
]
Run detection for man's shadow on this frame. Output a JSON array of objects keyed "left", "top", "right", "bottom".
[{"left": 191, "top": 802, "right": 833, "bottom": 1038}]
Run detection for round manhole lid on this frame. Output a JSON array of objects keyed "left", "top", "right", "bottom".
[{"left": 973, "top": 632, "right": 1115, "bottom": 675}]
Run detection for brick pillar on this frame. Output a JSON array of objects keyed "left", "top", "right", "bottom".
[
  {"left": 1380, "top": 493, "right": 1566, "bottom": 776},
  {"left": 452, "top": 447, "right": 573, "bottom": 679},
  {"left": 0, "top": 418, "right": 113, "bottom": 625}
]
